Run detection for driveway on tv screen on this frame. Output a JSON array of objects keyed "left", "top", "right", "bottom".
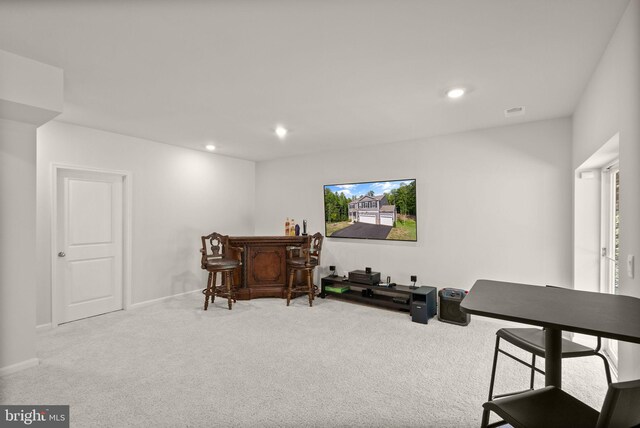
[{"left": 330, "top": 223, "right": 392, "bottom": 239}]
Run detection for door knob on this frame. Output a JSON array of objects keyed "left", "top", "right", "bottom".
[{"left": 58, "top": 252, "right": 66, "bottom": 257}]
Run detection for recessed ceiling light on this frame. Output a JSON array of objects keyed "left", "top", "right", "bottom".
[
  {"left": 447, "top": 88, "right": 466, "bottom": 99},
  {"left": 275, "top": 125, "right": 288, "bottom": 139},
  {"left": 205, "top": 144, "right": 216, "bottom": 151}
]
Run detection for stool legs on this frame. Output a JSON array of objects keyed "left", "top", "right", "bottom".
[
  {"left": 287, "top": 267, "right": 315, "bottom": 307},
  {"left": 204, "top": 270, "right": 237, "bottom": 310},
  {"left": 225, "top": 271, "right": 232, "bottom": 310},
  {"left": 203, "top": 272, "right": 213, "bottom": 311},
  {"left": 530, "top": 354, "right": 536, "bottom": 390},
  {"left": 211, "top": 272, "right": 217, "bottom": 303},
  {"left": 287, "top": 269, "right": 295, "bottom": 306},
  {"left": 307, "top": 269, "right": 313, "bottom": 307},
  {"left": 482, "top": 335, "right": 502, "bottom": 425}
]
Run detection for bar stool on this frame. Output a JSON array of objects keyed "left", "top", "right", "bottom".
[
  {"left": 482, "top": 327, "right": 612, "bottom": 427},
  {"left": 482, "top": 379, "right": 640, "bottom": 428},
  {"left": 200, "top": 232, "right": 243, "bottom": 310},
  {"left": 286, "top": 232, "right": 323, "bottom": 307}
]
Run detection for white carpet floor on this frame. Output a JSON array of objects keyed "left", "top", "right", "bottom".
[{"left": 1, "top": 293, "right": 611, "bottom": 427}]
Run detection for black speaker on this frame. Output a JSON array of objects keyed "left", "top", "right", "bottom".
[
  {"left": 438, "top": 288, "right": 470, "bottom": 326},
  {"left": 411, "top": 286, "right": 437, "bottom": 324}
]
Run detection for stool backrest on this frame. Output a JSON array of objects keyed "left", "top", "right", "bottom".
[
  {"left": 596, "top": 379, "right": 640, "bottom": 428},
  {"left": 309, "top": 232, "right": 323, "bottom": 264},
  {"left": 200, "top": 232, "right": 231, "bottom": 268}
]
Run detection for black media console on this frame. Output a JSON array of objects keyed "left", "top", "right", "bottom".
[{"left": 320, "top": 276, "right": 437, "bottom": 323}]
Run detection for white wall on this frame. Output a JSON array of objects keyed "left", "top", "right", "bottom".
[
  {"left": 36, "top": 121, "right": 255, "bottom": 325},
  {"left": 0, "top": 50, "right": 61, "bottom": 374},
  {"left": 0, "top": 49, "right": 63, "bottom": 125},
  {"left": 255, "top": 118, "right": 572, "bottom": 290},
  {"left": 572, "top": 0, "right": 640, "bottom": 380},
  {"left": 0, "top": 120, "right": 38, "bottom": 373}
]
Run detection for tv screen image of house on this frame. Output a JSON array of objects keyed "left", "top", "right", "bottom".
[{"left": 323, "top": 179, "right": 416, "bottom": 241}]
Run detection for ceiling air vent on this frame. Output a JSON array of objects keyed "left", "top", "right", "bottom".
[{"left": 504, "top": 106, "right": 525, "bottom": 118}]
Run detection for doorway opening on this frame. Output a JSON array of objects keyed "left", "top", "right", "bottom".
[
  {"left": 573, "top": 132, "right": 619, "bottom": 375},
  {"left": 601, "top": 162, "right": 619, "bottom": 366}
]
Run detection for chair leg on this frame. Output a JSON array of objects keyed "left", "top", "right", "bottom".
[
  {"left": 480, "top": 335, "right": 502, "bottom": 427},
  {"left": 226, "top": 271, "right": 232, "bottom": 310},
  {"left": 211, "top": 272, "right": 217, "bottom": 303},
  {"left": 287, "top": 269, "right": 295, "bottom": 306},
  {"left": 307, "top": 269, "right": 313, "bottom": 307},
  {"left": 530, "top": 354, "right": 536, "bottom": 390},
  {"left": 487, "top": 336, "right": 501, "bottom": 400},
  {"left": 204, "top": 272, "right": 212, "bottom": 310},
  {"left": 481, "top": 408, "right": 491, "bottom": 428},
  {"left": 232, "top": 270, "right": 237, "bottom": 303},
  {"left": 596, "top": 353, "right": 613, "bottom": 384}
]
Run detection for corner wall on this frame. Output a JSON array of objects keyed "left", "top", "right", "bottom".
[
  {"left": 255, "top": 118, "right": 573, "bottom": 290},
  {"left": 0, "top": 120, "right": 37, "bottom": 373},
  {"left": 0, "top": 49, "right": 62, "bottom": 374},
  {"left": 572, "top": 0, "right": 640, "bottom": 380},
  {"left": 36, "top": 121, "right": 256, "bottom": 326}
]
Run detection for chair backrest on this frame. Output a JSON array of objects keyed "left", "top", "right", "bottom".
[
  {"left": 596, "top": 379, "right": 640, "bottom": 428},
  {"left": 200, "top": 232, "right": 230, "bottom": 268},
  {"left": 309, "top": 232, "right": 323, "bottom": 264}
]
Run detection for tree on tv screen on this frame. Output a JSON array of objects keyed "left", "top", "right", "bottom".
[
  {"left": 387, "top": 181, "right": 416, "bottom": 217},
  {"left": 324, "top": 188, "right": 350, "bottom": 222}
]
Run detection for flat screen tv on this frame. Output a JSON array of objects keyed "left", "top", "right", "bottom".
[{"left": 324, "top": 179, "right": 417, "bottom": 241}]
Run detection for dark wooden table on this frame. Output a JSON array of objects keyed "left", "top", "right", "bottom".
[{"left": 460, "top": 279, "right": 640, "bottom": 388}]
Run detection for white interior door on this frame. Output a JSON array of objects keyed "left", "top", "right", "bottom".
[{"left": 56, "top": 169, "right": 124, "bottom": 323}]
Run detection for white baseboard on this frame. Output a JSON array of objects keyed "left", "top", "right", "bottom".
[
  {"left": 0, "top": 358, "right": 39, "bottom": 377},
  {"left": 128, "top": 289, "right": 200, "bottom": 310},
  {"left": 36, "top": 323, "right": 52, "bottom": 332},
  {"left": 38, "top": 289, "right": 201, "bottom": 326}
]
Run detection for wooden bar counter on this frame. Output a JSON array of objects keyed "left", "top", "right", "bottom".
[{"left": 229, "top": 236, "right": 307, "bottom": 300}]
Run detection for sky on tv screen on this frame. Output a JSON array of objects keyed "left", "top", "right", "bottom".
[{"left": 325, "top": 179, "right": 414, "bottom": 198}]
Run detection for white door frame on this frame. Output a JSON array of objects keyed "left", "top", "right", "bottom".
[
  {"left": 50, "top": 163, "right": 133, "bottom": 327},
  {"left": 600, "top": 161, "right": 620, "bottom": 368}
]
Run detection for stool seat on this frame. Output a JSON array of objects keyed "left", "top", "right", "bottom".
[
  {"left": 483, "top": 386, "right": 600, "bottom": 428},
  {"left": 204, "top": 257, "right": 241, "bottom": 271},
  {"left": 287, "top": 256, "right": 318, "bottom": 268},
  {"left": 497, "top": 328, "right": 597, "bottom": 358}
]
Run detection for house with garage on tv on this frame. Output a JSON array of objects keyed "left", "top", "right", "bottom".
[{"left": 348, "top": 194, "right": 396, "bottom": 226}]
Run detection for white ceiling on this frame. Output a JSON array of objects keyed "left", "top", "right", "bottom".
[{"left": 0, "top": 0, "right": 629, "bottom": 161}]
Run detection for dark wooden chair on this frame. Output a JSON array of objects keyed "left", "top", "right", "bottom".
[
  {"left": 200, "top": 232, "right": 243, "bottom": 310},
  {"left": 481, "top": 378, "right": 640, "bottom": 428},
  {"left": 286, "top": 232, "right": 323, "bottom": 307}
]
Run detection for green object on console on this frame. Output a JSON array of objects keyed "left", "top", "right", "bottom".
[{"left": 325, "top": 285, "right": 350, "bottom": 294}]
